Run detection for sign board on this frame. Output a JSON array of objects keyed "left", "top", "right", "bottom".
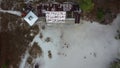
[
  {"left": 24, "top": 11, "right": 38, "bottom": 26},
  {"left": 45, "top": 11, "right": 66, "bottom": 23}
]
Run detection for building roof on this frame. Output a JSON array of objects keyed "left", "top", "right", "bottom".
[{"left": 24, "top": 11, "right": 38, "bottom": 26}]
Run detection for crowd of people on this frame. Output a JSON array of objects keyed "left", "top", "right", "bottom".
[
  {"left": 22, "top": 1, "right": 81, "bottom": 23},
  {"left": 36, "top": 2, "right": 80, "bottom": 17}
]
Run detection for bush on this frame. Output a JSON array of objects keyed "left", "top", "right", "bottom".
[
  {"left": 110, "top": 59, "right": 120, "bottom": 68},
  {"left": 97, "top": 8, "right": 105, "bottom": 21},
  {"left": 2, "top": 64, "right": 8, "bottom": 68},
  {"left": 79, "top": 0, "right": 94, "bottom": 13}
]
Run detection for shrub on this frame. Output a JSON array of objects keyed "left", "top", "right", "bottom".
[
  {"left": 97, "top": 8, "right": 105, "bottom": 21},
  {"left": 2, "top": 64, "right": 8, "bottom": 68},
  {"left": 110, "top": 59, "right": 120, "bottom": 68},
  {"left": 79, "top": 0, "right": 94, "bottom": 13}
]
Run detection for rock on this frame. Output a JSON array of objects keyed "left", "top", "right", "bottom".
[
  {"left": 39, "top": 33, "right": 43, "bottom": 39},
  {"left": 35, "top": 63, "right": 39, "bottom": 68},
  {"left": 48, "top": 50, "right": 52, "bottom": 59},
  {"left": 29, "top": 42, "right": 42, "bottom": 58},
  {"left": 27, "top": 56, "right": 33, "bottom": 64},
  {"left": 93, "top": 52, "right": 97, "bottom": 57},
  {"left": 45, "top": 37, "right": 51, "bottom": 42},
  {"left": 41, "top": 25, "right": 45, "bottom": 30},
  {"left": 84, "top": 56, "right": 87, "bottom": 59}
]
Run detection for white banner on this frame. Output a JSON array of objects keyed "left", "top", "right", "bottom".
[{"left": 45, "top": 11, "right": 66, "bottom": 23}]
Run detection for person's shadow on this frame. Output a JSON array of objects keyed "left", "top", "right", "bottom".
[{"left": 35, "top": 63, "right": 39, "bottom": 68}]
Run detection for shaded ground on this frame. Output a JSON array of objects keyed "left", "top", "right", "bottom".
[
  {"left": 0, "top": 12, "right": 26, "bottom": 68},
  {"left": 0, "top": 12, "right": 39, "bottom": 68},
  {"left": 84, "top": 0, "right": 120, "bottom": 24}
]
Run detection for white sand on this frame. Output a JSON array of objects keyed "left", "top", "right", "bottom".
[{"left": 19, "top": 14, "right": 120, "bottom": 68}]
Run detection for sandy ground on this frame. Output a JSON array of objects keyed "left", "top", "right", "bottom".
[
  {"left": 0, "top": 0, "right": 120, "bottom": 68},
  {"left": 19, "top": 14, "right": 120, "bottom": 68}
]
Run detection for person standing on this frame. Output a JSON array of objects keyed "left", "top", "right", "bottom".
[
  {"left": 37, "top": 3, "right": 42, "bottom": 17},
  {"left": 74, "top": 9, "right": 81, "bottom": 24}
]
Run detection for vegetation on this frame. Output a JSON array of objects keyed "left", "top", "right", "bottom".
[
  {"left": 2, "top": 64, "right": 8, "bottom": 68},
  {"left": 2, "top": 60, "right": 9, "bottom": 68},
  {"left": 97, "top": 8, "right": 105, "bottom": 21},
  {"left": 79, "top": 0, "right": 94, "bottom": 13},
  {"left": 110, "top": 59, "right": 120, "bottom": 68}
]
